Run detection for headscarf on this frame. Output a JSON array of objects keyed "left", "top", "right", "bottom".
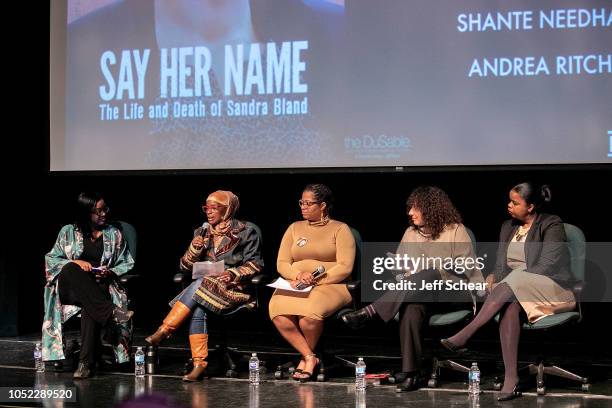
[{"left": 206, "top": 190, "right": 240, "bottom": 236}]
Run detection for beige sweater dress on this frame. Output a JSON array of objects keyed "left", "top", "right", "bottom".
[{"left": 268, "top": 220, "right": 356, "bottom": 320}]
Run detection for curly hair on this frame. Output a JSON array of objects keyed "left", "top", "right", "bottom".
[{"left": 406, "top": 186, "right": 462, "bottom": 240}]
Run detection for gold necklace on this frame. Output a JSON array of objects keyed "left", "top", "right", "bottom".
[{"left": 514, "top": 225, "right": 530, "bottom": 241}]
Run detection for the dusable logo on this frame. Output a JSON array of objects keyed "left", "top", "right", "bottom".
[{"left": 344, "top": 134, "right": 411, "bottom": 151}]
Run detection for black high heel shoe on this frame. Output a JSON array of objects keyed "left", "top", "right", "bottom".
[
  {"left": 440, "top": 338, "right": 468, "bottom": 354},
  {"left": 291, "top": 359, "right": 305, "bottom": 381},
  {"left": 497, "top": 383, "right": 522, "bottom": 401},
  {"left": 298, "top": 354, "right": 320, "bottom": 383}
]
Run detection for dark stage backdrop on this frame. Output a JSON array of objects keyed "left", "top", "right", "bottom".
[{"left": 6, "top": 165, "right": 610, "bottom": 344}]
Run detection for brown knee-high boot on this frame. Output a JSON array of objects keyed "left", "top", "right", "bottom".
[
  {"left": 145, "top": 301, "right": 191, "bottom": 346},
  {"left": 183, "top": 334, "right": 208, "bottom": 382}
]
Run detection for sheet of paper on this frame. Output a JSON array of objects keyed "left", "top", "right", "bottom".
[
  {"left": 192, "top": 260, "right": 225, "bottom": 279},
  {"left": 267, "top": 277, "right": 312, "bottom": 292}
]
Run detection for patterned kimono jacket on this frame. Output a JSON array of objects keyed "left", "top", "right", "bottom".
[
  {"left": 176, "top": 220, "right": 264, "bottom": 314},
  {"left": 42, "top": 224, "right": 135, "bottom": 362}
]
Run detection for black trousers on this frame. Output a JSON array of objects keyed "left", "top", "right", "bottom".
[
  {"left": 373, "top": 268, "right": 471, "bottom": 372},
  {"left": 58, "top": 263, "right": 114, "bottom": 364}
]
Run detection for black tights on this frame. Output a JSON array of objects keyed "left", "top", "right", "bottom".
[
  {"left": 447, "top": 283, "right": 520, "bottom": 394},
  {"left": 498, "top": 301, "right": 522, "bottom": 393}
]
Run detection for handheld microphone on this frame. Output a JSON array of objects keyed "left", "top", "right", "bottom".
[{"left": 296, "top": 265, "right": 326, "bottom": 290}]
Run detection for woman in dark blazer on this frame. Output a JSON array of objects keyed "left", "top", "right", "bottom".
[{"left": 441, "top": 182, "right": 575, "bottom": 401}]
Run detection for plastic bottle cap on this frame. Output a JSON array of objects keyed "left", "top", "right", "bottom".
[
  {"left": 358, "top": 357, "right": 363, "bottom": 361},
  {"left": 252, "top": 353, "right": 256, "bottom": 357}
]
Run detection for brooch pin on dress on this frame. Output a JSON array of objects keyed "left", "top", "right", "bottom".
[{"left": 297, "top": 237, "right": 308, "bottom": 247}]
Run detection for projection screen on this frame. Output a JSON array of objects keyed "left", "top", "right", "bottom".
[{"left": 50, "top": 0, "right": 612, "bottom": 171}]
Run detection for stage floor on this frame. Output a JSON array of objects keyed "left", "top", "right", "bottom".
[{"left": 1, "top": 332, "right": 611, "bottom": 408}]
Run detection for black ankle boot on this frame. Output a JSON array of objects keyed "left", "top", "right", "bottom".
[
  {"left": 395, "top": 375, "right": 419, "bottom": 392},
  {"left": 73, "top": 362, "right": 92, "bottom": 379},
  {"left": 341, "top": 308, "right": 372, "bottom": 330}
]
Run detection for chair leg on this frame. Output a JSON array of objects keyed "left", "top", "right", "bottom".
[
  {"left": 429, "top": 357, "right": 469, "bottom": 388},
  {"left": 317, "top": 358, "right": 328, "bottom": 382},
  {"left": 527, "top": 362, "right": 590, "bottom": 395},
  {"left": 429, "top": 357, "right": 439, "bottom": 388},
  {"left": 214, "top": 344, "right": 237, "bottom": 378},
  {"left": 318, "top": 355, "right": 358, "bottom": 382},
  {"left": 493, "top": 376, "right": 502, "bottom": 390},
  {"left": 225, "top": 350, "right": 237, "bottom": 377},
  {"left": 214, "top": 315, "right": 239, "bottom": 378},
  {"left": 437, "top": 359, "right": 470, "bottom": 373},
  {"left": 274, "top": 360, "right": 297, "bottom": 379},
  {"left": 543, "top": 365, "right": 586, "bottom": 383},
  {"left": 535, "top": 362, "right": 546, "bottom": 395},
  {"left": 543, "top": 365, "right": 590, "bottom": 391}
]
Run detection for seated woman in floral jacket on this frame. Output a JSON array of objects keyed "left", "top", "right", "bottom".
[{"left": 42, "top": 192, "right": 135, "bottom": 379}]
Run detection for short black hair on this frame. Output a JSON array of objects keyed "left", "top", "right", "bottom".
[{"left": 304, "top": 183, "right": 334, "bottom": 214}]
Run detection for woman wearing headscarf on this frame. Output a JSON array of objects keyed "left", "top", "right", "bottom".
[{"left": 145, "top": 190, "right": 263, "bottom": 381}]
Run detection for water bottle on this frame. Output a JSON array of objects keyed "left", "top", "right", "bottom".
[
  {"left": 355, "top": 357, "right": 366, "bottom": 391},
  {"left": 34, "top": 342, "right": 45, "bottom": 373},
  {"left": 249, "top": 353, "right": 260, "bottom": 385},
  {"left": 135, "top": 347, "right": 145, "bottom": 377},
  {"left": 468, "top": 362, "right": 480, "bottom": 395}
]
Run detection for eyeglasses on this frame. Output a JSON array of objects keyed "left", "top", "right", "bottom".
[
  {"left": 202, "top": 205, "right": 226, "bottom": 213},
  {"left": 298, "top": 200, "right": 320, "bottom": 207},
  {"left": 92, "top": 206, "right": 110, "bottom": 216}
]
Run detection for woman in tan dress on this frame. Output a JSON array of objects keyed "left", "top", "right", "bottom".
[
  {"left": 441, "top": 182, "right": 575, "bottom": 401},
  {"left": 269, "top": 184, "right": 356, "bottom": 382}
]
